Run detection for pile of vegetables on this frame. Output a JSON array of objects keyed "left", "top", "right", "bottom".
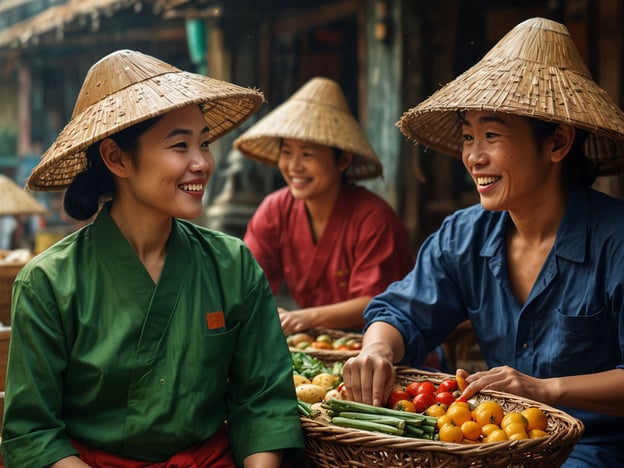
[
  {"left": 291, "top": 352, "right": 344, "bottom": 404},
  {"left": 322, "top": 398, "right": 439, "bottom": 440},
  {"left": 288, "top": 332, "right": 362, "bottom": 351}
]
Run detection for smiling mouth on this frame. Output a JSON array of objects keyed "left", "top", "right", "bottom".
[
  {"left": 476, "top": 176, "right": 501, "bottom": 187},
  {"left": 178, "top": 183, "right": 204, "bottom": 192}
]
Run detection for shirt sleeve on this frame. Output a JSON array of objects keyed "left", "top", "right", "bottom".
[
  {"left": 363, "top": 219, "right": 469, "bottom": 367},
  {"left": 224, "top": 245, "right": 305, "bottom": 464},
  {"left": 244, "top": 197, "right": 284, "bottom": 294},
  {"left": 1, "top": 271, "right": 78, "bottom": 467}
]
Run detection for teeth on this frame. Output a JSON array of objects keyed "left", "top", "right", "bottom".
[
  {"left": 476, "top": 176, "right": 500, "bottom": 186},
  {"left": 179, "top": 183, "right": 203, "bottom": 192},
  {"left": 291, "top": 178, "right": 308, "bottom": 184}
]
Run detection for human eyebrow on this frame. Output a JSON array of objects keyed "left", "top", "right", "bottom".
[
  {"left": 165, "top": 125, "right": 210, "bottom": 139},
  {"left": 476, "top": 115, "right": 509, "bottom": 126}
]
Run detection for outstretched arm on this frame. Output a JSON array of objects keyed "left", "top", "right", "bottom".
[
  {"left": 458, "top": 366, "right": 624, "bottom": 417},
  {"left": 278, "top": 296, "right": 371, "bottom": 334}
]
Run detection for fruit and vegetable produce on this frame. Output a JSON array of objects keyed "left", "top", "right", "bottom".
[{"left": 287, "top": 332, "right": 362, "bottom": 351}]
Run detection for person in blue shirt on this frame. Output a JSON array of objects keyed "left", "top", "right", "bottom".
[{"left": 342, "top": 17, "right": 624, "bottom": 467}]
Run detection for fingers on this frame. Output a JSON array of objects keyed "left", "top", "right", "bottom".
[{"left": 342, "top": 354, "right": 394, "bottom": 406}]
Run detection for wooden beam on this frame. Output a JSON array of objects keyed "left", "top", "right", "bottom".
[{"left": 271, "top": 0, "right": 359, "bottom": 35}]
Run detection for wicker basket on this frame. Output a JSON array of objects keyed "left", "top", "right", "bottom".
[
  {"left": 300, "top": 367, "right": 585, "bottom": 468},
  {"left": 288, "top": 327, "right": 362, "bottom": 360}
]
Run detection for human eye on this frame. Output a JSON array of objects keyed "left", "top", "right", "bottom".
[
  {"left": 462, "top": 133, "right": 473, "bottom": 142},
  {"left": 201, "top": 140, "right": 211, "bottom": 151},
  {"left": 171, "top": 140, "right": 188, "bottom": 149}
]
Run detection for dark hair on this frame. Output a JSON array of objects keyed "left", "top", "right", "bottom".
[
  {"left": 64, "top": 117, "right": 161, "bottom": 220},
  {"left": 529, "top": 118, "right": 596, "bottom": 187}
]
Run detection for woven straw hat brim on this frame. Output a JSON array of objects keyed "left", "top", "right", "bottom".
[
  {"left": 0, "top": 175, "right": 46, "bottom": 215},
  {"left": 397, "top": 17, "right": 624, "bottom": 177},
  {"left": 234, "top": 77, "right": 383, "bottom": 180},
  {"left": 27, "top": 50, "right": 264, "bottom": 191}
]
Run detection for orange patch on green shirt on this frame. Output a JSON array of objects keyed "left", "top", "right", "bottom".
[{"left": 206, "top": 311, "right": 225, "bottom": 330}]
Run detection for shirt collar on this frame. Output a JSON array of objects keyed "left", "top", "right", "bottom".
[{"left": 479, "top": 185, "right": 589, "bottom": 263}]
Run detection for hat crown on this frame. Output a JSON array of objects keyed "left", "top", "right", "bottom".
[
  {"left": 72, "top": 49, "right": 179, "bottom": 118},
  {"left": 483, "top": 17, "right": 591, "bottom": 78},
  {"left": 291, "top": 77, "right": 351, "bottom": 115}
]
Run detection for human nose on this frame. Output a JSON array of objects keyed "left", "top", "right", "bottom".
[
  {"left": 190, "top": 148, "right": 215, "bottom": 174},
  {"left": 462, "top": 138, "right": 486, "bottom": 169}
]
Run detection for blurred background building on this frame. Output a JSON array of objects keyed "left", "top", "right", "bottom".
[{"left": 0, "top": 0, "right": 623, "bottom": 251}]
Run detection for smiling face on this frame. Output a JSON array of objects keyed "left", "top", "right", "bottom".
[
  {"left": 114, "top": 104, "right": 215, "bottom": 220},
  {"left": 460, "top": 110, "right": 564, "bottom": 213},
  {"left": 277, "top": 138, "right": 349, "bottom": 204}
]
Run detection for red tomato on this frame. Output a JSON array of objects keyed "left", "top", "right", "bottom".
[
  {"left": 412, "top": 392, "right": 436, "bottom": 413},
  {"left": 393, "top": 399, "right": 416, "bottom": 412},
  {"left": 417, "top": 381, "right": 436, "bottom": 395},
  {"left": 437, "top": 379, "right": 458, "bottom": 394},
  {"left": 386, "top": 389, "right": 411, "bottom": 408},
  {"left": 405, "top": 382, "right": 421, "bottom": 398},
  {"left": 435, "top": 391, "right": 456, "bottom": 406}
]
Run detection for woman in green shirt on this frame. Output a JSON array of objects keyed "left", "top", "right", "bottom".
[{"left": 1, "top": 49, "right": 304, "bottom": 468}]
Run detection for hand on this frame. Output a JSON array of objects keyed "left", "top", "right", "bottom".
[
  {"left": 278, "top": 308, "right": 315, "bottom": 335},
  {"left": 342, "top": 352, "right": 396, "bottom": 407},
  {"left": 459, "top": 366, "right": 545, "bottom": 402}
]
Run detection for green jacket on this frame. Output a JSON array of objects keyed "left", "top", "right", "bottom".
[{"left": 1, "top": 206, "right": 304, "bottom": 467}]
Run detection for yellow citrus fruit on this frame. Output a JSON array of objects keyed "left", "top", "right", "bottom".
[
  {"left": 472, "top": 401, "right": 504, "bottom": 426},
  {"left": 484, "top": 429, "right": 508, "bottom": 443},
  {"left": 439, "top": 423, "right": 463, "bottom": 443},
  {"left": 503, "top": 422, "right": 529, "bottom": 439},
  {"left": 528, "top": 429, "right": 549, "bottom": 439},
  {"left": 437, "top": 414, "right": 453, "bottom": 430},
  {"left": 446, "top": 405, "right": 472, "bottom": 426},
  {"left": 521, "top": 407, "right": 548, "bottom": 432},
  {"left": 460, "top": 420, "right": 482, "bottom": 441},
  {"left": 425, "top": 403, "right": 447, "bottom": 418},
  {"left": 501, "top": 412, "right": 528, "bottom": 430},
  {"left": 481, "top": 423, "right": 500, "bottom": 438},
  {"left": 448, "top": 400, "right": 470, "bottom": 412}
]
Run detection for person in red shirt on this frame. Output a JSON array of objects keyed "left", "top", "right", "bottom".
[{"left": 234, "top": 77, "right": 415, "bottom": 336}]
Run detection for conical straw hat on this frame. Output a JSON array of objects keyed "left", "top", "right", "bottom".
[
  {"left": 0, "top": 174, "right": 46, "bottom": 215},
  {"left": 27, "top": 49, "right": 264, "bottom": 191},
  {"left": 397, "top": 17, "right": 624, "bottom": 176},
  {"left": 233, "top": 77, "right": 383, "bottom": 180}
]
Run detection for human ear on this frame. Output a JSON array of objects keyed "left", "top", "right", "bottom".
[
  {"left": 338, "top": 151, "right": 354, "bottom": 171},
  {"left": 99, "top": 138, "right": 131, "bottom": 177},
  {"left": 550, "top": 125, "right": 575, "bottom": 163}
]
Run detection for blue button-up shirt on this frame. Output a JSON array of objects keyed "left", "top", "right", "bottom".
[{"left": 365, "top": 186, "right": 624, "bottom": 466}]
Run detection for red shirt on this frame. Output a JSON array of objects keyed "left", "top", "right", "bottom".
[{"left": 244, "top": 184, "right": 413, "bottom": 308}]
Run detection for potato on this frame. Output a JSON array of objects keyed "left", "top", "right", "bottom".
[
  {"left": 293, "top": 374, "right": 311, "bottom": 387},
  {"left": 312, "top": 372, "right": 339, "bottom": 390},
  {"left": 288, "top": 333, "right": 315, "bottom": 347},
  {"left": 323, "top": 389, "right": 343, "bottom": 402},
  {"left": 296, "top": 384, "right": 327, "bottom": 404}
]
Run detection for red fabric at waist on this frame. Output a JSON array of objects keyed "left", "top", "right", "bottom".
[{"left": 69, "top": 426, "right": 237, "bottom": 468}]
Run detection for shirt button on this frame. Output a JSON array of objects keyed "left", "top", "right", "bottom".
[
  {"left": 522, "top": 343, "right": 528, "bottom": 349},
  {"left": 160, "top": 378, "right": 165, "bottom": 385}
]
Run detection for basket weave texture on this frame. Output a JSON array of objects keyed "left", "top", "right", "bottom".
[
  {"left": 288, "top": 327, "right": 362, "bottom": 360},
  {"left": 300, "top": 366, "right": 584, "bottom": 468}
]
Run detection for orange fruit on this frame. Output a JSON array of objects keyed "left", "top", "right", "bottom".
[
  {"left": 448, "top": 400, "right": 470, "bottom": 412},
  {"left": 439, "top": 423, "right": 463, "bottom": 443},
  {"left": 472, "top": 401, "right": 504, "bottom": 427},
  {"left": 425, "top": 402, "right": 447, "bottom": 418},
  {"left": 501, "top": 412, "right": 528, "bottom": 430},
  {"left": 508, "top": 431, "right": 528, "bottom": 441},
  {"left": 521, "top": 407, "right": 548, "bottom": 432},
  {"left": 481, "top": 423, "right": 500, "bottom": 438},
  {"left": 437, "top": 414, "right": 453, "bottom": 430},
  {"left": 484, "top": 429, "right": 508, "bottom": 443},
  {"left": 528, "top": 429, "right": 548, "bottom": 439},
  {"left": 460, "top": 420, "right": 481, "bottom": 441},
  {"left": 455, "top": 373, "right": 467, "bottom": 392},
  {"left": 446, "top": 405, "right": 472, "bottom": 426},
  {"left": 503, "top": 422, "right": 529, "bottom": 439}
]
